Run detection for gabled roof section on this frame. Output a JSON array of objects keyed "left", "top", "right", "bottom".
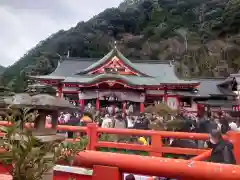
[
  {"left": 63, "top": 74, "right": 160, "bottom": 86},
  {"left": 75, "top": 47, "right": 148, "bottom": 76},
  {"left": 30, "top": 54, "right": 199, "bottom": 86},
  {"left": 50, "top": 58, "right": 95, "bottom": 77},
  {"left": 195, "top": 79, "right": 231, "bottom": 97},
  {"left": 218, "top": 72, "right": 240, "bottom": 86}
]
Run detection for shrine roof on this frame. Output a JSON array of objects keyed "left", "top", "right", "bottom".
[
  {"left": 31, "top": 47, "right": 200, "bottom": 85},
  {"left": 60, "top": 74, "right": 198, "bottom": 86},
  {"left": 218, "top": 73, "right": 240, "bottom": 86},
  {"left": 197, "top": 79, "right": 226, "bottom": 97},
  {"left": 63, "top": 74, "right": 160, "bottom": 86},
  {"left": 76, "top": 48, "right": 147, "bottom": 75},
  {"left": 50, "top": 58, "right": 94, "bottom": 77},
  {"left": 34, "top": 58, "right": 198, "bottom": 83},
  {"left": 197, "top": 99, "right": 239, "bottom": 107}
]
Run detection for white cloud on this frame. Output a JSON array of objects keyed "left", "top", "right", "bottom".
[{"left": 0, "top": 0, "right": 122, "bottom": 67}]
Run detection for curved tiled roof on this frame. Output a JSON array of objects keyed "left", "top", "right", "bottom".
[
  {"left": 217, "top": 73, "right": 240, "bottom": 86},
  {"left": 31, "top": 48, "right": 199, "bottom": 86},
  {"left": 63, "top": 74, "right": 160, "bottom": 86},
  {"left": 41, "top": 59, "right": 189, "bottom": 81},
  {"left": 75, "top": 48, "right": 148, "bottom": 76},
  {"left": 50, "top": 58, "right": 95, "bottom": 77},
  {"left": 197, "top": 79, "right": 225, "bottom": 97}
]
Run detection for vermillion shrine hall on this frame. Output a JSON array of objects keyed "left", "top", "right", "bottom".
[{"left": 31, "top": 46, "right": 240, "bottom": 115}]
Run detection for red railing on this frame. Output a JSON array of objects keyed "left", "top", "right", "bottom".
[
  {"left": 71, "top": 150, "right": 240, "bottom": 180},
  {"left": 1, "top": 121, "right": 240, "bottom": 179},
  {"left": 0, "top": 121, "right": 240, "bottom": 162},
  {"left": 56, "top": 123, "right": 240, "bottom": 163}
]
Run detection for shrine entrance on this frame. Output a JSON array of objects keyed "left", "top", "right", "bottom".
[
  {"left": 99, "top": 92, "right": 143, "bottom": 114},
  {"left": 78, "top": 90, "right": 145, "bottom": 113},
  {"left": 99, "top": 92, "right": 120, "bottom": 109}
]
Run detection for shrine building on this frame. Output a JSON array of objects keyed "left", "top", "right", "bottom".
[{"left": 30, "top": 46, "right": 240, "bottom": 114}]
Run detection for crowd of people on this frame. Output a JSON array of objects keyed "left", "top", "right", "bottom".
[{"left": 55, "top": 103, "right": 238, "bottom": 180}]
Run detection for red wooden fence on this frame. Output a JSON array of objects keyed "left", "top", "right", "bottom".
[
  {"left": 73, "top": 150, "right": 240, "bottom": 180},
  {"left": 55, "top": 123, "right": 240, "bottom": 163},
  {"left": 0, "top": 121, "right": 240, "bottom": 179},
  {"left": 0, "top": 121, "right": 240, "bottom": 162}
]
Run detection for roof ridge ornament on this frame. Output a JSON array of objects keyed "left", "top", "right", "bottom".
[{"left": 114, "top": 40, "right": 117, "bottom": 49}]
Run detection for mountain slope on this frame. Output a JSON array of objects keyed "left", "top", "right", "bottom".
[
  {"left": 2, "top": 0, "right": 240, "bottom": 92},
  {"left": 0, "top": 65, "right": 5, "bottom": 74}
]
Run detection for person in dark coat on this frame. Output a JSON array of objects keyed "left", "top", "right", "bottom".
[
  {"left": 196, "top": 112, "right": 218, "bottom": 148},
  {"left": 219, "top": 118, "right": 230, "bottom": 134},
  {"left": 67, "top": 113, "right": 81, "bottom": 138},
  {"left": 133, "top": 113, "right": 149, "bottom": 130},
  {"left": 207, "top": 129, "right": 236, "bottom": 164},
  {"left": 196, "top": 112, "right": 218, "bottom": 134}
]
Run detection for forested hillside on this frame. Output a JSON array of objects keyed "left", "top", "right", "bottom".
[
  {"left": 2, "top": 0, "right": 240, "bottom": 92},
  {"left": 0, "top": 66, "right": 5, "bottom": 74}
]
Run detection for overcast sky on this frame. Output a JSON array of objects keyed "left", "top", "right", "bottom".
[{"left": 0, "top": 0, "right": 122, "bottom": 67}]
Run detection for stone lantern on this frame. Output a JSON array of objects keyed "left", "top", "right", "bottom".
[
  {"left": 9, "top": 93, "right": 77, "bottom": 142},
  {"left": 5, "top": 93, "right": 78, "bottom": 180}
]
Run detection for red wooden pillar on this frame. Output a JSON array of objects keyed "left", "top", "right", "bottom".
[
  {"left": 176, "top": 96, "right": 180, "bottom": 109},
  {"left": 111, "top": 104, "right": 115, "bottom": 114},
  {"left": 140, "top": 102, "right": 144, "bottom": 112},
  {"left": 150, "top": 134, "right": 162, "bottom": 157},
  {"left": 57, "top": 84, "right": 63, "bottom": 98},
  {"left": 86, "top": 123, "right": 98, "bottom": 150},
  {"left": 78, "top": 90, "right": 84, "bottom": 110},
  {"left": 79, "top": 99, "right": 85, "bottom": 110},
  {"left": 197, "top": 104, "right": 204, "bottom": 117},
  {"left": 163, "top": 87, "right": 168, "bottom": 103},
  {"left": 122, "top": 101, "right": 126, "bottom": 113},
  {"left": 96, "top": 98, "right": 100, "bottom": 110}
]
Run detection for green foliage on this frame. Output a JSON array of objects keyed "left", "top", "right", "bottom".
[
  {"left": 60, "top": 136, "right": 88, "bottom": 165},
  {"left": 2, "top": 0, "right": 240, "bottom": 92},
  {"left": 0, "top": 65, "right": 5, "bottom": 75},
  {"left": 0, "top": 107, "right": 86, "bottom": 180},
  {"left": 144, "top": 103, "right": 176, "bottom": 116},
  {"left": 0, "top": 108, "right": 63, "bottom": 180}
]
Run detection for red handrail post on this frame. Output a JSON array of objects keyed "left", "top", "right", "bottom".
[
  {"left": 150, "top": 134, "right": 162, "bottom": 157},
  {"left": 227, "top": 131, "right": 240, "bottom": 164},
  {"left": 92, "top": 165, "right": 121, "bottom": 180},
  {"left": 86, "top": 123, "right": 98, "bottom": 150}
]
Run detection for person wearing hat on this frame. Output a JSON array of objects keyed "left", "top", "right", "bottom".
[{"left": 207, "top": 129, "right": 236, "bottom": 164}]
